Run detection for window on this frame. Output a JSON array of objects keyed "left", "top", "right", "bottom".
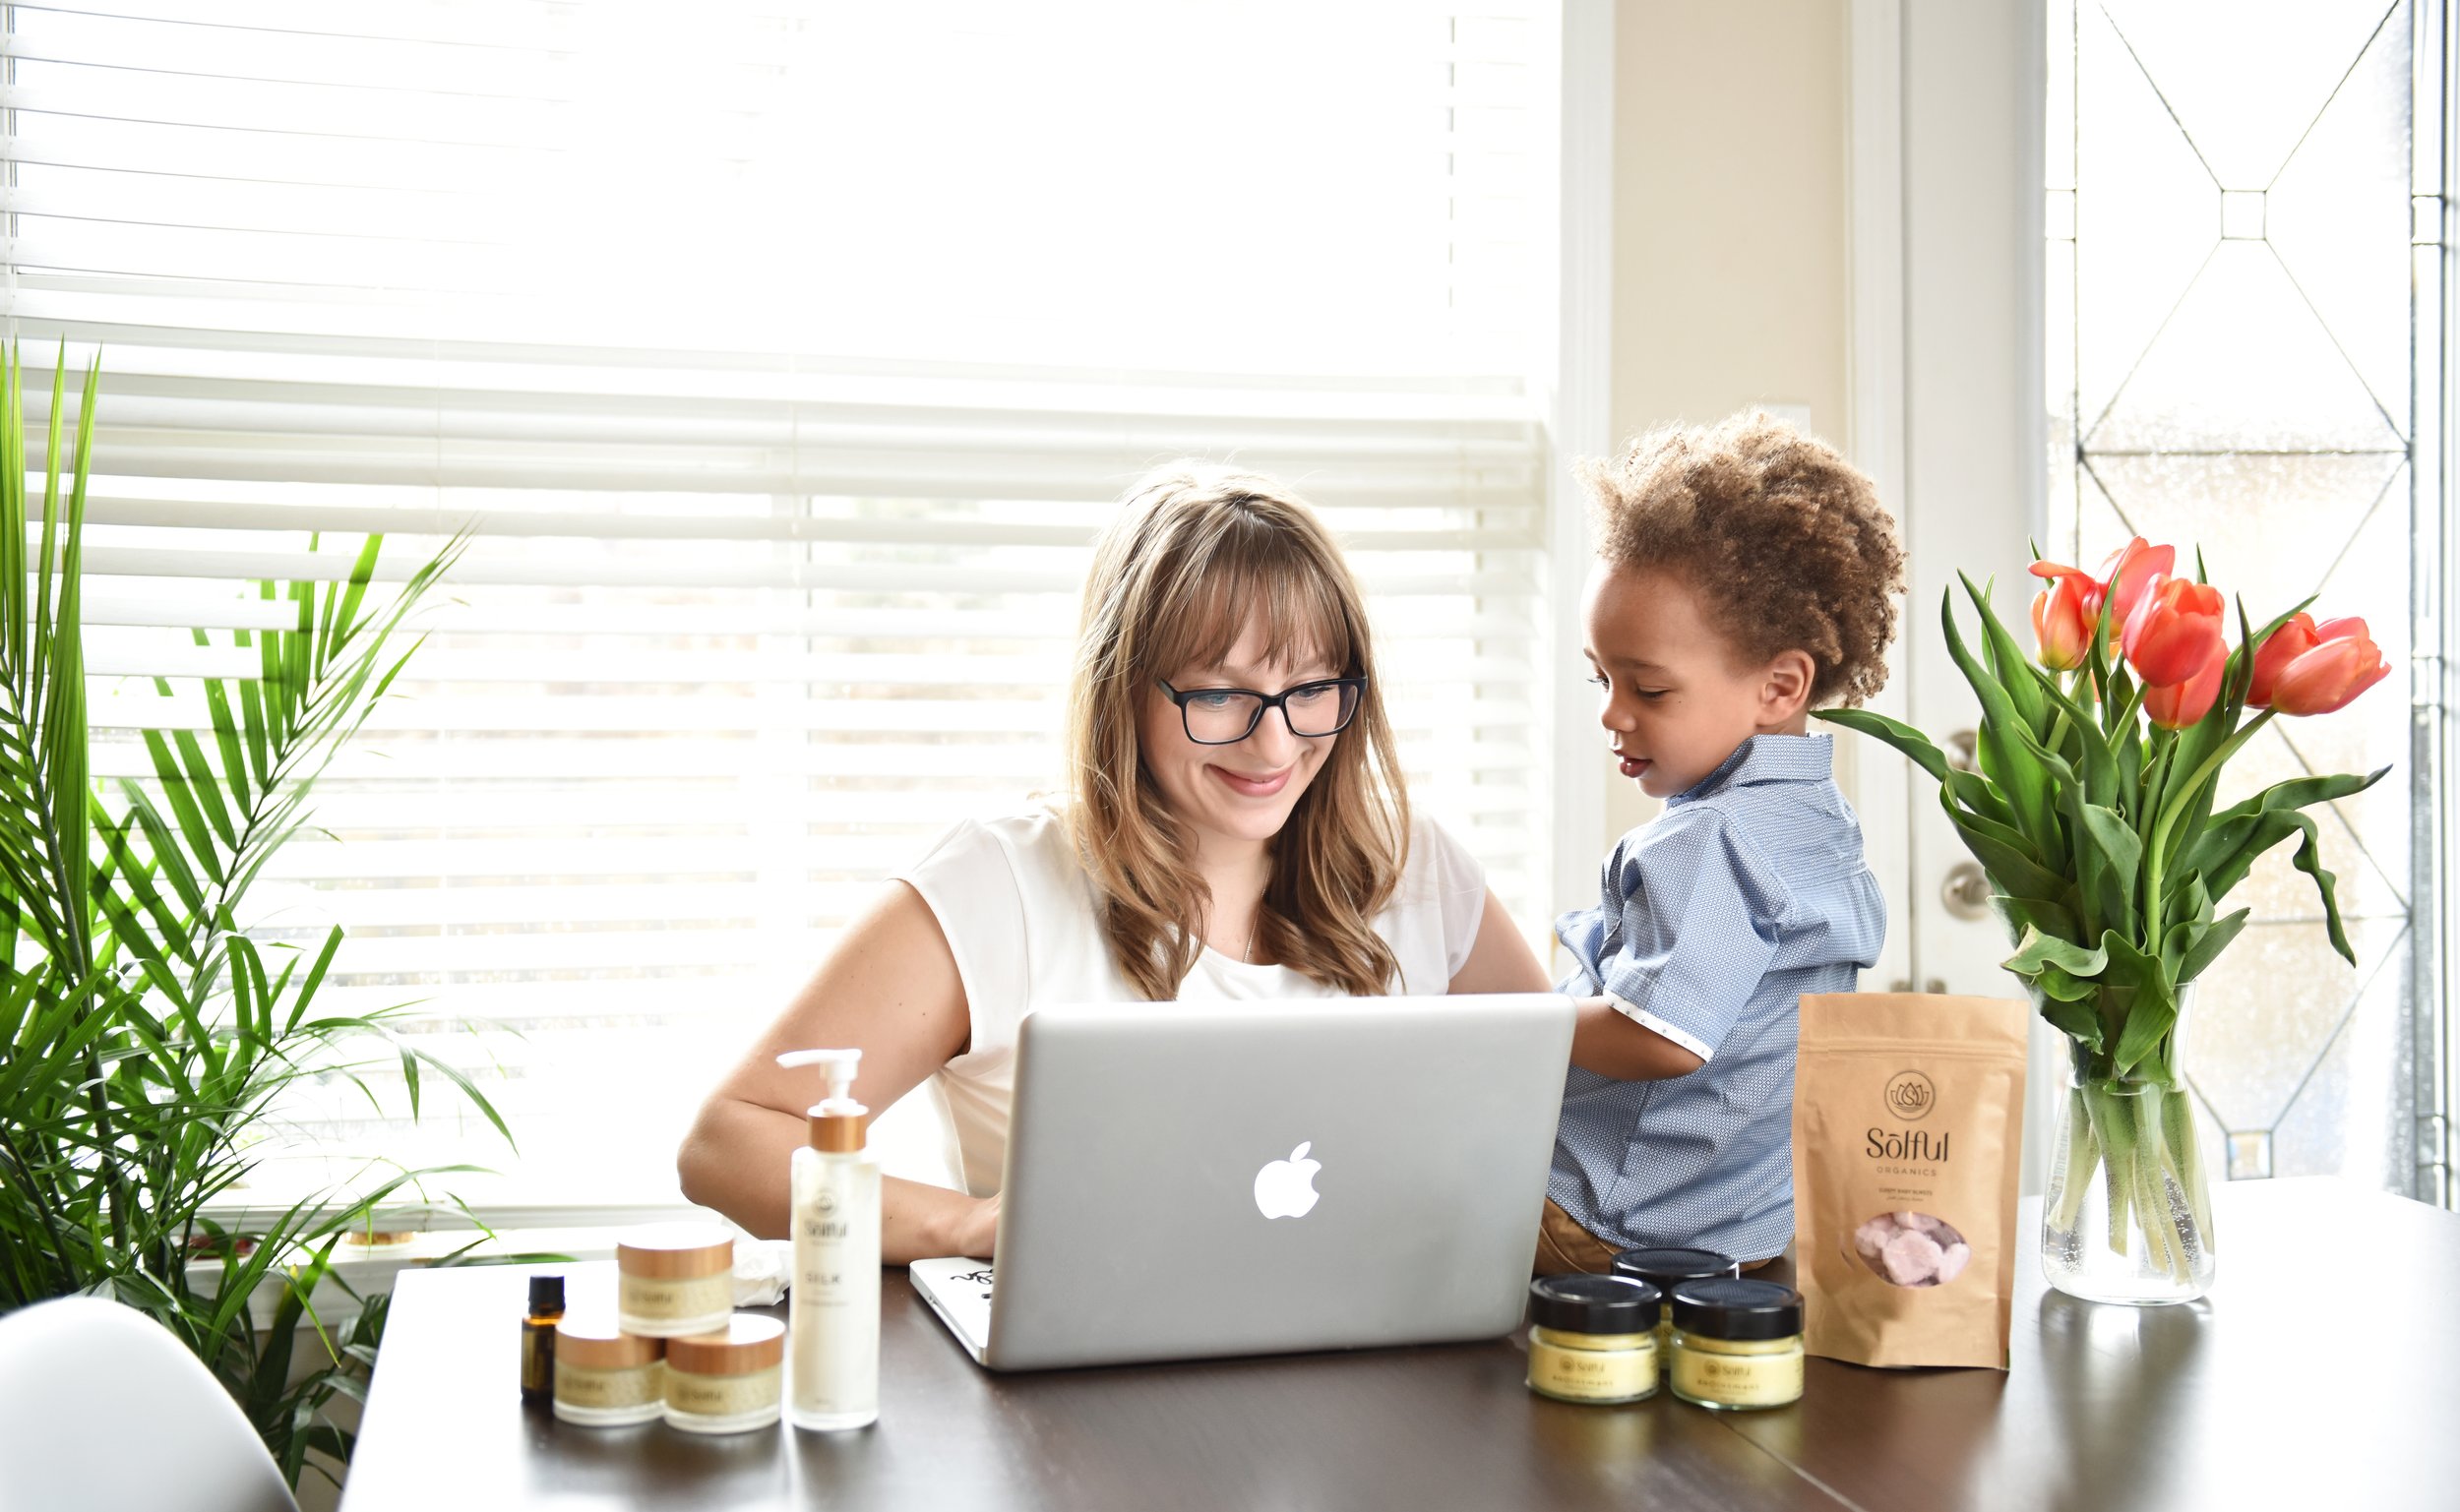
[
  {"left": 2044, "top": 0, "right": 2445, "bottom": 1195},
  {"left": 6, "top": 1, "right": 1568, "bottom": 1209}
]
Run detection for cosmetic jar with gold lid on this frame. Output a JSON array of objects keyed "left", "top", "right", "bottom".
[
  {"left": 616, "top": 1223, "right": 736, "bottom": 1338},
  {"left": 1667, "top": 1278, "right": 1804, "bottom": 1412},
  {"left": 1611, "top": 1246, "right": 1741, "bottom": 1367},
  {"left": 551, "top": 1317, "right": 665, "bottom": 1425},
  {"left": 663, "top": 1314, "right": 786, "bottom": 1434},
  {"left": 1524, "top": 1274, "right": 1662, "bottom": 1405}
]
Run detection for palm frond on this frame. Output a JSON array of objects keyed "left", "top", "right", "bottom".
[{"left": 0, "top": 344, "right": 499, "bottom": 1490}]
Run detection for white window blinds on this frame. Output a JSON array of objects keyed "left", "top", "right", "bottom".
[{"left": 6, "top": 0, "right": 1558, "bottom": 1208}]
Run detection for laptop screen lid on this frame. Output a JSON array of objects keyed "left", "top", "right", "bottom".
[{"left": 979, "top": 992, "right": 1573, "bottom": 1370}]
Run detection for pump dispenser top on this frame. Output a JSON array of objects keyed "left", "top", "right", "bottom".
[{"left": 776, "top": 1049, "right": 868, "bottom": 1153}]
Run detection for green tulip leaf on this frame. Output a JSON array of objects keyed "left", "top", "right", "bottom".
[
  {"left": 2287, "top": 814, "right": 2361, "bottom": 967},
  {"left": 1961, "top": 571, "right": 2049, "bottom": 739},
  {"left": 2188, "top": 805, "right": 2361, "bottom": 969},
  {"left": 1939, "top": 788, "right": 2071, "bottom": 903},
  {"left": 2175, "top": 907, "right": 2251, "bottom": 984},
  {"left": 2101, "top": 933, "right": 2180, "bottom": 1078},
  {"left": 2196, "top": 768, "right": 2390, "bottom": 843},
  {"left": 2075, "top": 803, "right": 2141, "bottom": 934},
  {"left": 2034, "top": 960, "right": 2099, "bottom": 1002},
  {"left": 1814, "top": 706, "right": 1952, "bottom": 782},
  {"left": 1989, "top": 892, "right": 2083, "bottom": 947},
  {"left": 1941, "top": 589, "right": 2065, "bottom": 872},
  {"left": 2010, "top": 720, "right": 2083, "bottom": 789},
  {"left": 2040, "top": 996, "right": 2105, "bottom": 1051},
  {"left": 2003, "top": 925, "right": 2108, "bottom": 980},
  {"left": 1942, "top": 767, "right": 2020, "bottom": 831}
]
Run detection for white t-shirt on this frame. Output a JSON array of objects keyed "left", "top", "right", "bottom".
[{"left": 894, "top": 808, "right": 1491, "bottom": 1196}]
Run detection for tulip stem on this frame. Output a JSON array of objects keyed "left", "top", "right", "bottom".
[{"left": 2144, "top": 710, "right": 2273, "bottom": 914}]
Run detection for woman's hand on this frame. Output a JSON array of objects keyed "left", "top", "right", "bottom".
[{"left": 951, "top": 1192, "right": 1002, "bottom": 1260}]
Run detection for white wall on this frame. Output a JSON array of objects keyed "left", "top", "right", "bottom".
[{"left": 1601, "top": 0, "right": 1855, "bottom": 852}]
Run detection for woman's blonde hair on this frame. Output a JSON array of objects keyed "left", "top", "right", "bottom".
[{"left": 1066, "top": 464, "right": 1409, "bottom": 1000}]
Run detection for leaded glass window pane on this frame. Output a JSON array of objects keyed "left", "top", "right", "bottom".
[{"left": 2048, "top": 0, "right": 2425, "bottom": 1194}]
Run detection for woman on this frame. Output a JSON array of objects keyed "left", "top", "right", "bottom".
[{"left": 677, "top": 465, "right": 1549, "bottom": 1261}]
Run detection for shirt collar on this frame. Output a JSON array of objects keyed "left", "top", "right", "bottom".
[{"left": 1667, "top": 733, "right": 1835, "bottom": 806}]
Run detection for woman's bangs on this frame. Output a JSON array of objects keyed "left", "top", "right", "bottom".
[{"left": 1157, "top": 554, "right": 1353, "bottom": 683}]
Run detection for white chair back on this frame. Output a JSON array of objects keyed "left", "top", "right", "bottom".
[{"left": 0, "top": 1295, "right": 299, "bottom": 1512}]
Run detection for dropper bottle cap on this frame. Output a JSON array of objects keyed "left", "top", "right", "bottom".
[{"left": 775, "top": 1049, "right": 868, "bottom": 1154}]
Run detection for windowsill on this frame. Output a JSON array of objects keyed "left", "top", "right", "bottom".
[{"left": 188, "top": 1204, "right": 714, "bottom": 1335}]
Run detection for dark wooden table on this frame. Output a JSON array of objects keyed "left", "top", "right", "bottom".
[{"left": 340, "top": 1178, "right": 2452, "bottom": 1511}]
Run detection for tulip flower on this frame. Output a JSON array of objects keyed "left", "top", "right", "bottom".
[
  {"left": 2267, "top": 617, "right": 2391, "bottom": 716},
  {"left": 2144, "top": 641, "right": 2226, "bottom": 730},
  {"left": 2246, "top": 612, "right": 2321, "bottom": 708},
  {"left": 2027, "top": 536, "right": 2176, "bottom": 629},
  {"left": 2030, "top": 571, "right": 2094, "bottom": 671},
  {"left": 2122, "top": 575, "right": 2227, "bottom": 689},
  {"left": 2099, "top": 537, "right": 2176, "bottom": 627}
]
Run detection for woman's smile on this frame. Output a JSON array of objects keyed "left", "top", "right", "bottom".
[{"left": 1209, "top": 762, "right": 1296, "bottom": 798}]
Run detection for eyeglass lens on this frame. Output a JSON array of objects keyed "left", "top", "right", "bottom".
[{"left": 1182, "top": 682, "right": 1359, "bottom": 744}]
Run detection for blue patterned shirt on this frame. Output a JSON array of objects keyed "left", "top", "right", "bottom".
[{"left": 1550, "top": 733, "right": 1885, "bottom": 1262}]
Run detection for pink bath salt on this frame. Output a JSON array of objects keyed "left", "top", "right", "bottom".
[
  {"left": 1892, "top": 1211, "right": 1924, "bottom": 1231},
  {"left": 1904, "top": 1212, "right": 1951, "bottom": 1239},
  {"left": 1935, "top": 1242, "right": 1971, "bottom": 1284},
  {"left": 1854, "top": 1216, "right": 1895, "bottom": 1262},
  {"left": 1879, "top": 1228, "right": 1944, "bottom": 1286}
]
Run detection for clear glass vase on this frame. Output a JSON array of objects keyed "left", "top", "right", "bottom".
[{"left": 2039, "top": 987, "right": 2215, "bottom": 1305}]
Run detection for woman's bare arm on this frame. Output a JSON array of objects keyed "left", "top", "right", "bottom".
[
  {"left": 676, "top": 880, "right": 998, "bottom": 1263},
  {"left": 1446, "top": 889, "right": 1552, "bottom": 995}
]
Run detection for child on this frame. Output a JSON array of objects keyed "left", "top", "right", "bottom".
[{"left": 1534, "top": 411, "right": 1905, "bottom": 1274}]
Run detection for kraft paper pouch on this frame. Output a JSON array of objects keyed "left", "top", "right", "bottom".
[{"left": 1793, "top": 993, "right": 2027, "bottom": 1369}]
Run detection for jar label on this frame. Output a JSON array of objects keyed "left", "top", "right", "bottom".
[
  {"left": 555, "top": 1360, "right": 664, "bottom": 1410},
  {"left": 666, "top": 1364, "right": 780, "bottom": 1418},
  {"left": 1529, "top": 1338, "right": 1656, "bottom": 1401},
  {"left": 620, "top": 1271, "right": 728, "bottom": 1320},
  {"left": 1673, "top": 1345, "right": 1803, "bottom": 1408}
]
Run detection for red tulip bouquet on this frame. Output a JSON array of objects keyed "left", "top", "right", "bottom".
[{"left": 1819, "top": 539, "right": 2389, "bottom": 1299}]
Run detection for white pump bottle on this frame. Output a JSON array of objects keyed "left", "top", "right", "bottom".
[{"left": 775, "top": 1048, "right": 881, "bottom": 1430}]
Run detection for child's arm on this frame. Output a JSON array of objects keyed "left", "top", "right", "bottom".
[
  {"left": 1567, "top": 808, "right": 1784, "bottom": 1084},
  {"left": 1569, "top": 996, "right": 1707, "bottom": 1081}
]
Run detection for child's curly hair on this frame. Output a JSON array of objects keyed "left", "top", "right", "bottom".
[{"left": 1580, "top": 410, "right": 1906, "bottom": 707}]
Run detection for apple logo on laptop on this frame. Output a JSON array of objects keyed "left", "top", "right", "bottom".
[{"left": 1253, "top": 1142, "right": 1322, "bottom": 1220}]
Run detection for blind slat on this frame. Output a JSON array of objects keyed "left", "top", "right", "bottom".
[{"left": 11, "top": 0, "right": 1559, "bottom": 1205}]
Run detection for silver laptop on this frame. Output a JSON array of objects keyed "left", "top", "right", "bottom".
[{"left": 908, "top": 993, "right": 1574, "bottom": 1370}]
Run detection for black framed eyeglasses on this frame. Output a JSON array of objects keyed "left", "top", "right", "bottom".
[{"left": 1155, "top": 676, "right": 1367, "bottom": 745}]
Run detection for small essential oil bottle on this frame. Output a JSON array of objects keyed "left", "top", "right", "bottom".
[{"left": 520, "top": 1274, "right": 566, "bottom": 1403}]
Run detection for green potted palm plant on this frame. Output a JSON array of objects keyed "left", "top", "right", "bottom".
[
  {"left": 1821, "top": 537, "right": 2388, "bottom": 1304},
  {"left": 0, "top": 345, "right": 516, "bottom": 1487}
]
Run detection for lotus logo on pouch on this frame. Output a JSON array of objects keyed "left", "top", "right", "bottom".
[
  {"left": 1884, "top": 1070, "right": 1937, "bottom": 1121},
  {"left": 1253, "top": 1141, "right": 1323, "bottom": 1220}
]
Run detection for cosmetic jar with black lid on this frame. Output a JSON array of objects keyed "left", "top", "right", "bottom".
[
  {"left": 1610, "top": 1246, "right": 1741, "bottom": 1363},
  {"left": 1667, "top": 1278, "right": 1804, "bottom": 1411},
  {"left": 1524, "top": 1274, "right": 1662, "bottom": 1405}
]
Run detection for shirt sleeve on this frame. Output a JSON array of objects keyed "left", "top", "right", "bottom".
[
  {"left": 1411, "top": 816, "right": 1492, "bottom": 982},
  {"left": 1591, "top": 808, "right": 1788, "bottom": 1062},
  {"left": 892, "top": 818, "right": 1030, "bottom": 1059}
]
